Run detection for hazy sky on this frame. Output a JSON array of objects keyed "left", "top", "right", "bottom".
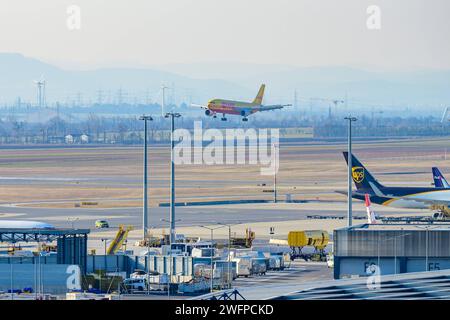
[{"left": 1, "top": 0, "right": 449, "bottom": 71}]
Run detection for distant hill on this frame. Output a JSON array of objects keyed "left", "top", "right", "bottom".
[
  {"left": 163, "top": 62, "right": 450, "bottom": 106},
  {"left": 0, "top": 53, "right": 449, "bottom": 108},
  {"left": 0, "top": 53, "right": 250, "bottom": 106}
]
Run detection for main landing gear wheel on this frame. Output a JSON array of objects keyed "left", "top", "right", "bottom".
[
  {"left": 433, "top": 212, "right": 445, "bottom": 220},
  {"left": 242, "top": 117, "right": 248, "bottom": 122}
]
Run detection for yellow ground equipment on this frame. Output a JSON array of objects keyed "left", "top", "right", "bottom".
[
  {"left": 287, "top": 230, "right": 329, "bottom": 261},
  {"left": 39, "top": 243, "right": 57, "bottom": 253},
  {"left": 107, "top": 225, "right": 133, "bottom": 254},
  {"left": 135, "top": 234, "right": 170, "bottom": 247},
  {"left": 230, "top": 228, "right": 255, "bottom": 248}
]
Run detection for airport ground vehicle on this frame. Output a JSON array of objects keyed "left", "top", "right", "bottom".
[
  {"left": 95, "top": 220, "right": 109, "bottom": 229},
  {"left": 107, "top": 225, "right": 132, "bottom": 254},
  {"left": 123, "top": 278, "right": 147, "bottom": 291},
  {"left": 288, "top": 230, "right": 329, "bottom": 261},
  {"left": 326, "top": 254, "right": 334, "bottom": 268}
]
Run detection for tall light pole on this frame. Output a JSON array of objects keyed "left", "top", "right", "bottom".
[
  {"left": 165, "top": 112, "right": 181, "bottom": 244},
  {"left": 100, "top": 238, "right": 108, "bottom": 293},
  {"left": 272, "top": 143, "right": 278, "bottom": 203},
  {"left": 67, "top": 217, "right": 79, "bottom": 229},
  {"left": 199, "top": 225, "right": 226, "bottom": 293},
  {"left": 161, "top": 217, "right": 181, "bottom": 299},
  {"left": 344, "top": 116, "right": 357, "bottom": 227},
  {"left": 139, "top": 115, "right": 153, "bottom": 239},
  {"left": 416, "top": 225, "right": 439, "bottom": 272},
  {"left": 161, "top": 85, "right": 168, "bottom": 117}
]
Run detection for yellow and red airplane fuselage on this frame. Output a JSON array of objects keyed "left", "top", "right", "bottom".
[{"left": 207, "top": 99, "right": 258, "bottom": 116}]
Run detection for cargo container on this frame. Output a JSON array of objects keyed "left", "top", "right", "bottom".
[
  {"left": 232, "top": 256, "right": 252, "bottom": 277},
  {"left": 178, "top": 278, "right": 209, "bottom": 294},
  {"left": 267, "top": 255, "right": 284, "bottom": 270},
  {"left": 214, "top": 260, "right": 237, "bottom": 280},
  {"left": 251, "top": 258, "right": 267, "bottom": 276},
  {"left": 191, "top": 248, "right": 215, "bottom": 258},
  {"left": 193, "top": 263, "right": 222, "bottom": 279},
  {"left": 193, "top": 256, "right": 218, "bottom": 265},
  {"left": 252, "top": 244, "right": 290, "bottom": 255},
  {"left": 287, "top": 230, "right": 329, "bottom": 249},
  {"left": 288, "top": 230, "right": 329, "bottom": 261}
]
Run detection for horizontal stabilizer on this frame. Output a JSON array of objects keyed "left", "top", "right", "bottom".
[{"left": 190, "top": 103, "right": 208, "bottom": 109}]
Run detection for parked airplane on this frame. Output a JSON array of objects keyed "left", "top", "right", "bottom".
[
  {"left": 432, "top": 167, "right": 450, "bottom": 188},
  {"left": 0, "top": 220, "right": 54, "bottom": 229},
  {"left": 343, "top": 152, "right": 450, "bottom": 217},
  {"left": 364, "top": 194, "right": 379, "bottom": 224},
  {"left": 191, "top": 84, "right": 291, "bottom": 121}
]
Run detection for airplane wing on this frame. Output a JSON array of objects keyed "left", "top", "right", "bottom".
[
  {"left": 190, "top": 103, "right": 208, "bottom": 109},
  {"left": 257, "top": 104, "right": 292, "bottom": 111}
]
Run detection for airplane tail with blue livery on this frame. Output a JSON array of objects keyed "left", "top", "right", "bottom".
[
  {"left": 433, "top": 167, "right": 450, "bottom": 188},
  {"left": 342, "top": 152, "right": 450, "bottom": 217}
]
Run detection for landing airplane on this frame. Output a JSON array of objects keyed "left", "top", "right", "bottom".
[
  {"left": 342, "top": 152, "right": 450, "bottom": 218},
  {"left": 191, "top": 84, "right": 291, "bottom": 121},
  {"left": 432, "top": 167, "right": 450, "bottom": 188}
]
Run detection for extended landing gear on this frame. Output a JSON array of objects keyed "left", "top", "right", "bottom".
[
  {"left": 242, "top": 117, "right": 248, "bottom": 122},
  {"left": 221, "top": 114, "right": 227, "bottom": 121},
  {"left": 433, "top": 212, "right": 445, "bottom": 220}
]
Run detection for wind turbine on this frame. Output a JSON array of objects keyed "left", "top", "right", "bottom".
[
  {"left": 441, "top": 106, "right": 449, "bottom": 123},
  {"left": 160, "top": 83, "right": 169, "bottom": 117},
  {"left": 33, "top": 75, "right": 46, "bottom": 108}
]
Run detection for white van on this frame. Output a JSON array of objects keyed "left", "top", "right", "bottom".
[{"left": 123, "top": 278, "right": 147, "bottom": 291}]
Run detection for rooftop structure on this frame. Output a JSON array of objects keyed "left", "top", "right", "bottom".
[{"left": 0, "top": 227, "right": 90, "bottom": 273}]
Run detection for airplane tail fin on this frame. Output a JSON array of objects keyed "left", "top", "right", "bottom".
[
  {"left": 252, "top": 84, "right": 265, "bottom": 105},
  {"left": 343, "top": 152, "right": 384, "bottom": 194},
  {"left": 364, "top": 194, "right": 378, "bottom": 224},
  {"left": 432, "top": 167, "right": 450, "bottom": 188}
]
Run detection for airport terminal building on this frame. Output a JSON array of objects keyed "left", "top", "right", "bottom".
[{"left": 333, "top": 222, "right": 450, "bottom": 279}]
